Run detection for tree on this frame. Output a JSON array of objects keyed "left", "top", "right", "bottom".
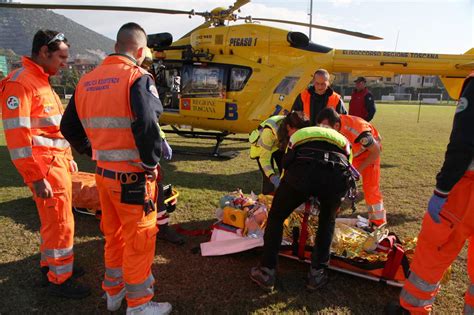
[{"left": 60, "top": 68, "right": 81, "bottom": 94}]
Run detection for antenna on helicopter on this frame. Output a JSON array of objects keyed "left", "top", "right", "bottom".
[{"left": 308, "top": 0, "right": 314, "bottom": 40}]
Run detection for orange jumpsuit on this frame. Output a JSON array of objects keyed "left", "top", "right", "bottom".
[
  {"left": 399, "top": 75, "right": 474, "bottom": 314},
  {"left": 1, "top": 56, "right": 74, "bottom": 284},
  {"left": 339, "top": 115, "right": 385, "bottom": 225},
  {"left": 60, "top": 54, "right": 163, "bottom": 308}
]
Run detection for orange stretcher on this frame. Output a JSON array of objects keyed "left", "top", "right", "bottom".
[
  {"left": 71, "top": 171, "right": 179, "bottom": 218},
  {"left": 278, "top": 202, "right": 413, "bottom": 287},
  {"left": 279, "top": 246, "right": 409, "bottom": 287}
]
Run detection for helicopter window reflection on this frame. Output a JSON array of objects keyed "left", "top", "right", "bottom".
[
  {"left": 156, "top": 62, "right": 252, "bottom": 112},
  {"left": 229, "top": 67, "right": 251, "bottom": 91},
  {"left": 274, "top": 76, "right": 299, "bottom": 95}
]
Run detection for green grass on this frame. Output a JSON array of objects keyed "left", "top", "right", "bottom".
[{"left": 0, "top": 104, "right": 468, "bottom": 314}]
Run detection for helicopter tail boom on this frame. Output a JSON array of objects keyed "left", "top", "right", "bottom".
[{"left": 332, "top": 49, "right": 473, "bottom": 99}]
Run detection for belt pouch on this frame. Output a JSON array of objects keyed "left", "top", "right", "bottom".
[{"left": 120, "top": 173, "right": 146, "bottom": 205}]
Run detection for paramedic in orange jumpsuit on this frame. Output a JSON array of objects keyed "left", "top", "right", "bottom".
[
  {"left": 60, "top": 23, "right": 171, "bottom": 314},
  {"left": 386, "top": 75, "right": 474, "bottom": 314},
  {"left": 317, "top": 108, "right": 385, "bottom": 226},
  {"left": 0, "top": 30, "right": 90, "bottom": 299}
]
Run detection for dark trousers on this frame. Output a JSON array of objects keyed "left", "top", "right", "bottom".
[
  {"left": 257, "top": 150, "right": 284, "bottom": 195},
  {"left": 261, "top": 160, "right": 349, "bottom": 270}
]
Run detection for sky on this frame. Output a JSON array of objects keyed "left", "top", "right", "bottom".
[{"left": 16, "top": 0, "right": 474, "bottom": 54}]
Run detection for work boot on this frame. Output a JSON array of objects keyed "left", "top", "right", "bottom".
[
  {"left": 106, "top": 287, "right": 126, "bottom": 312},
  {"left": 384, "top": 301, "right": 410, "bottom": 315},
  {"left": 40, "top": 265, "right": 86, "bottom": 287},
  {"left": 306, "top": 267, "right": 329, "bottom": 291},
  {"left": 157, "top": 224, "right": 185, "bottom": 245},
  {"left": 126, "top": 301, "right": 172, "bottom": 315},
  {"left": 249, "top": 266, "right": 275, "bottom": 292},
  {"left": 48, "top": 278, "right": 91, "bottom": 299}
]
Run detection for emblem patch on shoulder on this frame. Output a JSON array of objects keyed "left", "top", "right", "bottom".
[
  {"left": 149, "top": 84, "right": 159, "bottom": 99},
  {"left": 456, "top": 97, "right": 468, "bottom": 113},
  {"left": 360, "top": 136, "right": 369, "bottom": 146},
  {"left": 44, "top": 105, "right": 53, "bottom": 113},
  {"left": 6, "top": 96, "right": 20, "bottom": 110}
]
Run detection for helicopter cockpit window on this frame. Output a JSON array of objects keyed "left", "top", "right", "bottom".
[
  {"left": 155, "top": 62, "right": 182, "bottom": 111},
  {"left": 274, "top": 76, "right": 299, "bottom": 95},
  {"left": 182, "top": 66, "right": 226, "bottom": 98},
  {"left": 229, "top": 67, "right": 251, "bottom": 91}
]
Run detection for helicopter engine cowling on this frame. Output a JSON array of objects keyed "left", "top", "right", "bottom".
[
  {"left": 148, "top": 32, "right": 173, "bottom": 50},
  {"left": 287, "top": 32, "right": 309, "bottom": 48}
]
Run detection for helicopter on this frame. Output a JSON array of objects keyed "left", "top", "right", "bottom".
[{"left": 1, "top": 0, "right": 473, "bottom": 156}]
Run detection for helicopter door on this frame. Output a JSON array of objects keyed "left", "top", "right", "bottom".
[{"left": 179, "top": 64, "right": 227, "bottom": 119}]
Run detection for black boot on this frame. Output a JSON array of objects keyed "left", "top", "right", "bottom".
[
  {"left": 48, "top": 278, "right": 91, "bottom": 299},
  {"left": 157, "top": 223, "right": 185, "bottom": 245},
  {"left": 41, "top": 265, "right": 86, "bottom": 287},
  {"left": 384, "top": 301, "right": 410, "bottom": 315},
  {"left": 306, "top": 267, "right": 329, "bottom": 291}
]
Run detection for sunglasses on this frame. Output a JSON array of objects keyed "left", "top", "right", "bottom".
[{"left": 47, "top": 33, "right": 65, "bottom": 45}]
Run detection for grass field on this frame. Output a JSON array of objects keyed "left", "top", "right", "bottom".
[{"left": 0, "top": 103, "right": 468, "bottom": 314}]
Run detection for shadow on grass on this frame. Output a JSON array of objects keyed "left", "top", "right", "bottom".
[
  {"left": 386, "top": 212, "right": 421, "bottom": 228},
  {"left": 166, "top": 167, "right": 261, "bottom": 192},
  {"left": 0, "top": 238, "right": 106, "bottom": 314},
  {"left": 0, "top": 216, "right": 401, "bottom": 314},
  {"left": 170, "top": 143, "right": 247, "bottom": 162},
  {"left": 0, "top": 196, "right": 103, "bottom": 238},
  {"left": 381, "top": 163, "right": 398, "bottom": 169},
  {"left": 0, "top": 146, "right": 25, "bottom": 188},
  {"left": 156, "top": 219, "right": 402, "bottom": 314}
]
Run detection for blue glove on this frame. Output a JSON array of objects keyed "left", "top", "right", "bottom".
[
  {"left": 270, "top": 175, "right": 280, "bottom": 189},
  {"left": 161, "top": 140, "right": 172, "bottom": 160},
  {"left": 427, "top": 194, "right": 447, "bottom": 224}
]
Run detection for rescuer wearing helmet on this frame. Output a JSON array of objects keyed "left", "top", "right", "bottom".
[
  {"left": 60, "top": 23, "right": 171, "bottom": 314},
  {"left": 317, "top": 108, "right": 385, "bottom": 227},
  {"left": 0, "top": 30, "right": 90, "bottom": 298},
  {"left": 292, "top": 68, "right": 347, "bottom": 126},
  {"left": 250, "top": 111, "right": 353, "bottom": 292}
]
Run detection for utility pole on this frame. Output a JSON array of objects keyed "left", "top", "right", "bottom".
[{"left": 308, "top": 0, "right": 313, "bottom": 40}]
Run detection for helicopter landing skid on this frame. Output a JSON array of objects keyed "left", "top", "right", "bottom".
[{"left": 173, "top": 148, "right": 239, "bottom": 160}]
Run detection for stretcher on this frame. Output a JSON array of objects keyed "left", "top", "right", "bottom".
[
  {"left": 278, "top": 203, "right": 415, "bottom": 287},
  {"left": 201, "top": 192, "right": 417, "bottom": 287},
  {"left": 71, "top": 171, "right": 179, "bottom": 218}
]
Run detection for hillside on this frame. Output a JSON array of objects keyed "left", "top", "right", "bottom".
[{"left": 0, "top": 8, "right": 114, "bottom": 59}]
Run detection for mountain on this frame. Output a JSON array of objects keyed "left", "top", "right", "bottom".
[{"left": 0, "top": 7, "right": 114, "bottom": 60}]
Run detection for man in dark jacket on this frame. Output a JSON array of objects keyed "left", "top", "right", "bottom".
[
  {"left": 349, "top": 77, "right": 376, "bottom": 121},
  {"left": 292, "top": 69, "right": 347, "bottom": 125}
]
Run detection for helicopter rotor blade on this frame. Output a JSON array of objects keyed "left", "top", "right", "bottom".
[
  {"left": 241, "top": 17, "right": 382, "bottom": 40},
  {"left": 0, "top": 2, "right": 208, "bottom": 17},
  {"left": 230, "top": 0, "right": 251, "bottom": 13}
]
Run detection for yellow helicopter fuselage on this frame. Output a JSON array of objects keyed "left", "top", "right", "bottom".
[{"left": 155, "top": 24, "right": 473, "bottom": 134}]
